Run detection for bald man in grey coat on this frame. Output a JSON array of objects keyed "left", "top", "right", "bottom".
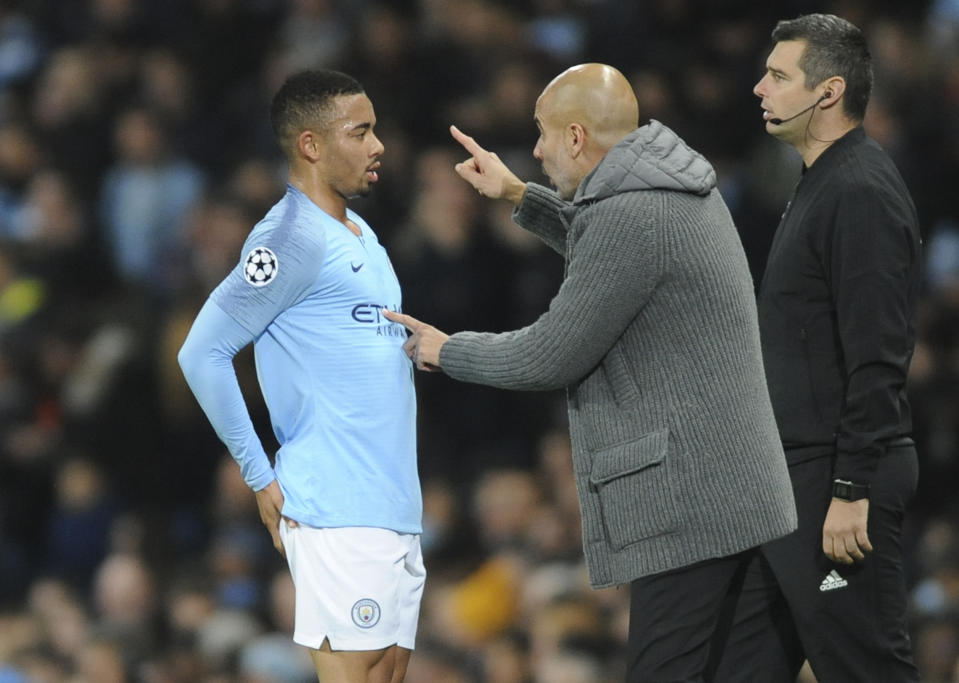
[{"left": 385, "top": 64, "right": 797, "bottom": 682}]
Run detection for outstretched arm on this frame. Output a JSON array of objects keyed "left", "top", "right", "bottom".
[{"left": 387, "top": 196, "right": 664, "bottom": 391}]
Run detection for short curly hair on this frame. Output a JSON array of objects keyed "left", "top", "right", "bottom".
[{"left": 269, "top": 69, "right": 365, "bottom": 157}]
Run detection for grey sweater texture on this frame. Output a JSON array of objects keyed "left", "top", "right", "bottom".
[{"left": 440, "top": 120, "right": 797, "bottom": 587}]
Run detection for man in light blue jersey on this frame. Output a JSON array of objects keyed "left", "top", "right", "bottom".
[{"left": 178, "top": 70, "right": 423, "bottom": 683}]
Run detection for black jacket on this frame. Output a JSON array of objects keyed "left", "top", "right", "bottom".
[{"left": 758, "top": 127, "right": 921, "bottom": 485}]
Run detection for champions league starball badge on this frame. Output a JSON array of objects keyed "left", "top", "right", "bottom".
[
  {"left": 243, "top": 246, "right": 278, "bottom": 286},
  {"left": 351, "top": 599, "right": 381, "bottom": 628}
]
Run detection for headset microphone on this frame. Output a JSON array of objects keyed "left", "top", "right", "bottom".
[{"left": 768, "top": 91, "right": 830, "bottom": 125}]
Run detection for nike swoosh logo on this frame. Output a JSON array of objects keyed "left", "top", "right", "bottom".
[{"left": 351, "top": 262, "right": 364, "bottom": 273}]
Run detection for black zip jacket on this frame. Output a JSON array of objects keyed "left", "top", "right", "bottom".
[{"left": 758, "top": 126, "right": 921, "bottom": 485}]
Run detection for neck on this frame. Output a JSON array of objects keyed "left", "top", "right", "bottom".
[
  {"left": 289, "top": 170, "right": 348, "bottom": 222},
  {"left": 586, "top": 135, "right": 620, "bottom": 166},
  {"left": 795, "top": 118, "right": 858, "bottom": 167}
]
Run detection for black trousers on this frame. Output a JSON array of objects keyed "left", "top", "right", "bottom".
[
  {"left": 711, "top": 446, "right": 921, "bottom": 682},
  {"left": 626, "top": 549, "right": 758, "bottom": 682}
]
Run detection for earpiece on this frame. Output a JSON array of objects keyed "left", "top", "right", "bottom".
[{"left": 822, "top": 91, "right": 833, "bottom": 100}]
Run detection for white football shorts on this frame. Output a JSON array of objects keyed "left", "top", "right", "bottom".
[{"left": 279, "top": 524, "right": 426, "bottom": 651}]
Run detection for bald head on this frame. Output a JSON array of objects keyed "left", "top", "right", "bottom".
[{"left": 537, "top": 64, "right": 639, "bottom": 151}]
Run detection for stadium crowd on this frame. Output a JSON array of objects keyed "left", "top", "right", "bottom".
[{"left": 0, "top": 0, "right": 957, "bottom": 681}]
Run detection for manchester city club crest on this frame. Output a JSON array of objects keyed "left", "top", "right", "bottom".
[
  {"left": 243, "top": 246, "right": 278, "bottom": 286},
  {"left": 351, "top": 598, "right": 381, "bottom": 628}
]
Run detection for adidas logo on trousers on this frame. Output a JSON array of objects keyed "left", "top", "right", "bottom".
[{"left": 819, "top": 569, "right": 848, "bottom": 591}]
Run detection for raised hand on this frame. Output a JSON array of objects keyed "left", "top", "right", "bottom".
[{"left": 450, "top": 125, "right": 527, "bottom": 205}]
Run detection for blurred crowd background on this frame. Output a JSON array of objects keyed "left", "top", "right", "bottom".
[{"left": 0, "top": 0, "right": 957, "bottom": 681}]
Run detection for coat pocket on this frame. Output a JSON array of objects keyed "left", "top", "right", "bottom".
[{"left": 588, "top": 429, "right": 678, "bottom": 550}]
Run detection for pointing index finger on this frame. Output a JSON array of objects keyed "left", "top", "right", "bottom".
[
  {"left": 450, "top": 125, "right": 485, "bottom": 156},
  {"left": 383, "top": 309, "right": 420, "bottom": 331}
]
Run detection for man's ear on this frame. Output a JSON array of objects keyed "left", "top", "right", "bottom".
[
  {"left": 297, "top": 130, "right": 322, "bottom": 161},
  {"left": 820, "top": 76, "right": 846, "bottom": 108},
  {"left": 565, "top": 122, "right": 586, "bottom": 158}
]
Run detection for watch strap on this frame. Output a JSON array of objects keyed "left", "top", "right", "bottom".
[{"left": 832, "top": 478, "right": 870, "bottom": 502}]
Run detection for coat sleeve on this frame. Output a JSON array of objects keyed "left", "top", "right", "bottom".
[
  {"left": 828, "top": 180, "right": 919, "bottom": 485},
  {"left": 440, "top": 194, "right": 664, "bottom": 391},
  {"left": 511, "top": 183, "right": 571, "bottom": 255}
]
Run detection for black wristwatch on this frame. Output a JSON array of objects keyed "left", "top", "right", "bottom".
[{"left": 832, "top": 479, "right": 870, "bottom": 502}]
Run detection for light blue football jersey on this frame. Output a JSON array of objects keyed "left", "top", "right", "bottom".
[{"left": 179, "top": 185, "right": 421, "bottom": 533}]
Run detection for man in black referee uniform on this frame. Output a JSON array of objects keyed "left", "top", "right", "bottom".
[{"left": 712, "top": 14, "right": 922, "bottom": 682}]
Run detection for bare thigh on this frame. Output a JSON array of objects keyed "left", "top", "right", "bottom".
[{"left": 310, "top": 639, "right": 413, "bottom": 683}]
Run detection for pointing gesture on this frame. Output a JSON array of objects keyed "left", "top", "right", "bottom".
[
  {"left": 383, "top": 310, "right": 448, "bottom": 371},
  {"left": 450, "top": 125, "right": 528, "bottom": 205}
]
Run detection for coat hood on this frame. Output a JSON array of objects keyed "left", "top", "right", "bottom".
[{"left": 573, "top": 120, "right": 717, "bottom": 204}]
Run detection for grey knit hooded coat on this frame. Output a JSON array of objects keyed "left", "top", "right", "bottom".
[{"left": 440, "top": 120, "right": 797, "bottom": 588}]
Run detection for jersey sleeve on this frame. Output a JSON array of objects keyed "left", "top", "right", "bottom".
[
  {"left": 180, "top": 216, "right": 326, "bottom": 490},
  {"left": 211, "top": 223, "right": 326, "bottom": 336},
  {"left": 177, "top": 298, "right": 276, "bottom": 491}
]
